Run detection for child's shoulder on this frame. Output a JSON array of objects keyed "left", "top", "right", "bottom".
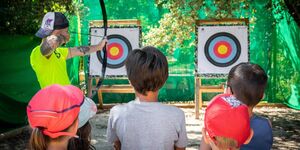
[
  {"left": 110, "top": 102, "right": 132, "bottom": 114},
  {"left": 252, "top": 114, "right": 270, "bottom": 121},
  {"left": 252, "top": 114, "right": 272, "bottom": 128},
  {"left": 159, "top": 104, "right": 185, "bottom": 117}
]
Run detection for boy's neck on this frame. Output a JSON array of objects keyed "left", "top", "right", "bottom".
[
  {"left": 47, "top": 138, "right": 69, "bottom": 150},
  {"left": 136, "top": 91, "right": 158, "bottom": 102},
  {"left": 231, "top": 93, "right": 254, "bottom": 117},
  {"left": 248, "top": 106, "right": 254, "bottom": 117}
]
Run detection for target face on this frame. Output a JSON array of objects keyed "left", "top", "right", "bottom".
[
  {"left": 196, "top": 25, "right": 248, "bottom": 74},
  {"left": 204, "top": 32, "right": 241, "bottom": 67},
  {"left": 97, "top": 34, "right": 132, "bottom": 68},
  {"left": 89, "top": 27, "right": 140, "bottom": 76}
]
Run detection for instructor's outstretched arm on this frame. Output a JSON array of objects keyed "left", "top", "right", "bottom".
[
  {"left": 40, "top": 34, "right": 107, "bottom": 59},
  {"left": 67, "top": 37, "right": 107, "bottom": 59}
]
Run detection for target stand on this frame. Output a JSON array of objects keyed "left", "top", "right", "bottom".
[
  {"left": 194, "top": 18, "right": 249, "bottom": 119},
  {"left": 87, "top": 20, "right": 141, "bottom": 109}
]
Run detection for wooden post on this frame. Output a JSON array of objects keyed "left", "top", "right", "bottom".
[
  {"left": 195, "top": 77, "right": 200, "bottom": 119},
  {"left": 199, "top": 78, "right": 203, "bottom": 110},
  {"left": 97, "top": 85, "right": 135, "bottom": 109},
  {"left": 195, "top": 77, "right": 225, "bottom": 119},
  {"left": 98, "top": 89, "right": 103, "bottom": 109},
  {"left": 90, "top": 19, "right": 141, "bottom": 27}
]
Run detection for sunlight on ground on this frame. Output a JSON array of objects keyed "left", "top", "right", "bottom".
[
  {"left": 90, "top": 107, "right": 300, "bottom": 150},
  {"left": 0, "top": 107, "right": 299, "bottom": 150}
]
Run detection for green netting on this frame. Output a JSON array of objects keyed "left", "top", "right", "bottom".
[
  {"left": 0, "top": 0, "right": 300, "bottom": 132},
  {"left": 79, "top": 0, "right": 299, "bottom": 106},
  {"left": 269, "top": 0, "right": 300, "bottom": 109}
]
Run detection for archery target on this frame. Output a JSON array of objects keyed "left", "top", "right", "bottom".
[
  {"left": 197, "top": 26, "right": 248, "bottom": 74},
  {"left": 97, "top": 34, "right": 132, "bottom": 69},
  {"left": 89, "top": 27, "right": 140, "bottom": 76},
  {"left": 204, "top": 32, "right": 241, "bottom": 67}
]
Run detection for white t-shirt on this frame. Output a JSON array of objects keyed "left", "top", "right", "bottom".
[{"left": 107, "top": 99, "right": 188, "bottom": 150}]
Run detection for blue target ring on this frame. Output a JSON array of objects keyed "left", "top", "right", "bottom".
[
  {"left": 204, "top": 32, "right": 241, "bottom": 67},
  {"left": 97, "top": 34, "right": 132, "bottom": 68}
]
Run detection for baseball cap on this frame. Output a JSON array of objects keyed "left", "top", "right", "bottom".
[
  {"left": 78, "top": 97, "right": 97, "bottom": 128},
  {"left": 27, "top": 84, "right": 97, "bottom": 138},
  {"left": 35, "top": 12, "right": 69, "bottom": 38},
  {"left": 204, "top": 94, "right": 251, "bottom": 147}
]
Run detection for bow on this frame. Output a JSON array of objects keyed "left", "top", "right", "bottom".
[
  {"left": 95, "top": 0, "right": 107, "bottom": 89},
  {"left": 89, "top": 0, "right": 107, "bottom": 99}
]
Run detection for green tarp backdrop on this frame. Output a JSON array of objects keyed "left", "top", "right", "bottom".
[{"left": 0, "top": 0, "right": 299, "bottom": 132}]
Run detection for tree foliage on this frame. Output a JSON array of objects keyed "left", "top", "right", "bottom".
[
  {"left": 144, "top": 0, "right": 202, "bottom": 54},
  {"left": 0, "top": 0, "right": 76, "bottom": 34},
  {"left": 144, "top": 0, "right": 259, "bottom": 55}
]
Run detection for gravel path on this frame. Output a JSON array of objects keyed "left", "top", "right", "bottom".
[{"left": 0, "top": 107, "right": 299, "bottom": 150}]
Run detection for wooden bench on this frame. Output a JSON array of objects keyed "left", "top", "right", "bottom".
[
  {"left": 87, "top": 77, "right": 135, "bottom": 109},
  {"left": 194, "top": 77, "right": 224, "bottom": 119},
  {"left": 97, "top": 85, "right": 135, "bottom": 109}
]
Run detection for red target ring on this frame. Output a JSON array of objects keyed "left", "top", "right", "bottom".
[
  {"left": 107, "top": 43, "right": 124, "bottom": 60},
  {"left": 213, "top": 41, "right": 232, "bottom": 58}
]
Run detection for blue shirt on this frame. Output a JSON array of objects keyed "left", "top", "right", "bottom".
[{"left": 241, "top": 115, "right": 273, "bottom": 150}]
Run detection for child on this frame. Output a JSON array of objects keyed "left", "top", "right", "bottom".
[
  {"left": 106, "top": 46, "right": 188, "bottom": 150},
  {"left": 200, "top": 62, "right": 273, "bottom": 150},
  {"left": 68, "top": 94, "right": 98, "bottom": 150},
  {"left": 68, "top": 122, "right": 96, "bottom": 150},
  {"left": 203, "top": 94, "right": 254, "bottom": 150},
  {"left": 27, "top": 84, "right": 97, "bottom": 150}
]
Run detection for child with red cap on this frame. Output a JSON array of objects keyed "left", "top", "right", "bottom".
[
  {"left": 200, "top": 62, "right": 273, "bottom": 150},
  {"left": 27, "top": 84, "right": 97, "bottom": 150},
  {"left": 202, "top": 94, "right": 253, "bottom": 150}
]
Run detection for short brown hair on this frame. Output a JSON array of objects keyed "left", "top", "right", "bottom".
[
  {"left": 228, "top": 62, "right": 268, "bottom": 106},
  {"left": 125, "top": 46, "right": 168, "bottom": 95},
  {"left": 214, "top": 136, "right": 238, "bottom": 150}
]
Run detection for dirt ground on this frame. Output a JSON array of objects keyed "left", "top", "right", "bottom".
[{"left": 0, "top": 106, "right": 299, "bottom": 150}]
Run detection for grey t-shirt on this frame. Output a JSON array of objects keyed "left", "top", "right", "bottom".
[{"left": 107, "top": 99, "right": 188, "bottom": 150}]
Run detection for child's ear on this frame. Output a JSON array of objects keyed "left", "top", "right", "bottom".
[
  {"left": 225, "top": 86, "right": 232, "bottom": 94},
  {"left": 202, "top": 128, "right": 210, "bottom": 144},
  {"left": 202, "top": 128, "right": 219, "bottom": 149},
  {"left": 244, "top": 129, "right": 254, "bottom": 144},
  {"left": 259, "top": 93, "right": 265, "bottom": 100}
]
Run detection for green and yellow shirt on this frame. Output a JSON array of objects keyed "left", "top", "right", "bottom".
[{"left": 30, "top": 46, "right": 70, "bottom": 88}]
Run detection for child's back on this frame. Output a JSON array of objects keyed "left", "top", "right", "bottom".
[
  {"left": 241, "top": 115, "right": 273, "bottom": 150},
  {"left": 229, "top": 62, "right": 273, "bottom": 150},
  {"left": 107, "top": 99, "right": 187, "bottom": 150},
  {"left": 106, "top": 46, "right": 188, "bottom": 150}
]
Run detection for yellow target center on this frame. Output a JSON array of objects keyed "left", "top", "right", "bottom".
[
  {"left": 110, "top": 47, "right": 119, "bottom": 56},
  {"left": 218, "top": 45, "right": 228, "bottom": 54}
]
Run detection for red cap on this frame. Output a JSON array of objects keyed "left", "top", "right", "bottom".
[
  {"left": 204, "top": 94, "right": 251, "bottom": 147},
  {"left": 27, "top": 84, "right": 84, "bottom": 138}
]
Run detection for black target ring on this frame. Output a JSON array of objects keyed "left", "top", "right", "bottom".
[
  {"left": 97, "top": 34, "right": 132, "bottom": 69},
  {"left": 204, "top": 32, "right": 241, "bottom": 67}
]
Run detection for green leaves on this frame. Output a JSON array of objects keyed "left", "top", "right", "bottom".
[{"left": 0, "top": 0, "right": 76, "bottom": 34}]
